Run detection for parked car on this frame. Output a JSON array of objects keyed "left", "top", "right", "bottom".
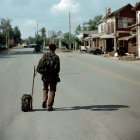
[
  {"left": 22, "top": 43, "right": 28, "bottom": 48},
  {"left": 80, "top": 46, "right": 90, "bottom": 52},
  {"left": 87, "top": 47, "right": 104, "bottom": 55},
  {"left": 28, "top": 44, "right": 37, "bottom": 48}
]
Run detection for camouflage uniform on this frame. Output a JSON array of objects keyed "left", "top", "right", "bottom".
[{"left": 42, "top": 51, "right": 60, "bottom": 109}]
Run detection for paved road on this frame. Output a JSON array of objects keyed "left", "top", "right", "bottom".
[{"left": 0, "top": 48, "right": 140, "bottom": 140}]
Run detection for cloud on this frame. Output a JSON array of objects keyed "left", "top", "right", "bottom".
[
  {"left": 51, "top": 0, "right": 80, "bottom": 15},
  {"left": 23, "top": 19, "right": 36, "bottom": 26}
]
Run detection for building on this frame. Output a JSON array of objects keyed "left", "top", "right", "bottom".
[
  {"left": 84, "top": 4, "right": 136, "bottom": 54},
  {"left": 133, "top": 2, "right": 140, "bottom": 58},
  {"left": 119, "top": 2, "right": 140, "bottom": 58},
  {"left": 98, "top": 4, "right": 136, "bottom": 53}
]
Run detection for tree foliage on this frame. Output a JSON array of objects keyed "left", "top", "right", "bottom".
[
  {"left": 61, "top": 32, "right": 81, "bottom": 48},
  {"left": 75, "top": 25, "right": 81, "bottom": 35},
  {"left": 13, "top": 26, "right": 21, "bottom": 45},
  {"left": 74, "top": 15, "right": 102, "bottom": 33},
  {"left": 0, "top": 18, "right": 21, "bottom": 47},
  {"left": 40, "top": 27, "right": 46, "bottom": 38},
  {"left": 35, "top": 34, "right": 43, "bottom": 45},
  {"left": 27, "top": 36, "right": 35, "bottom": 44},
  {"left": 83, "top": 15, "right": 102, "bottom": 31},
  {"left": 0, "top": 18, "right": 12, "bottom": 34}
]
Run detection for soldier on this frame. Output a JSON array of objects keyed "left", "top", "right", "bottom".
[{"left": 40, "top": 44, "right": 60, "bottom": 111}]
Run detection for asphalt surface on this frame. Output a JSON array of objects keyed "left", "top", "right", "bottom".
[{"left": 0, "top": 48, "right": 140, "bottom": 140}]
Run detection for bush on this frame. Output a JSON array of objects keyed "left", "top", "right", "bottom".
[
  {"left": 0, "top": 45, "right": 6, "bottom": 51},
  {"left": 9, "top": 43, "right": 14, "bottom": 48}
]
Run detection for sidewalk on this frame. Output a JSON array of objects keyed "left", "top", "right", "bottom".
[{"left": 130, "top": 60, "right": 140, "bottom": 65}]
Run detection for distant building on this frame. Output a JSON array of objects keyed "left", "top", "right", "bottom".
[{"left": 77, "top": 31, "right": 98, "bottom": 39}]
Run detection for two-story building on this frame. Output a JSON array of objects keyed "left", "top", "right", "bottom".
[
  {"left": 84, "top": 4, "right": 136, "bottom": 54},
  {"left": 77, "top": 31, "right": 98, "bottom": 47},
  {"left": 133, "top": 2, "right": 140, "bottom": 58},
  {"left": 98, "top": 4, "right": 136, "bottom": 53},
  {"left": 118, "top": 2, "right": 140, "bottom": 58}
]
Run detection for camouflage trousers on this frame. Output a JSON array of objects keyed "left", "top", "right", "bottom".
[{"left": 42, "top": 78, "right": 57, "bottom": 108}]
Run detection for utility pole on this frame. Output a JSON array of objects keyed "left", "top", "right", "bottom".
[
  {"left": 69, "top": 12, "right": 71, "bottom": 49},
  {"left": 8, "top": 28, "right": 9, "bottom": 51},
  {"left": 58, "top": 31, "right": 62, "bottom": 50},
  {"left": 6, "top": 27, "right": 9, "bottom": 52},
  {"left": 36, "top": 20, "right": 38, "bottom": 35},
  {"left": 34, "top": 25, "right": 36, "bottom": 44},
  {"left": 52, "top": 31, "right": 55, "bottom": 44}
]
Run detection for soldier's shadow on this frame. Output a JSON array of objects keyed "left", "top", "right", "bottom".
[
  {"left": 54, "top": 105, "right": 130, "bottom": 111},
  {"left": 32, "top": 105, "right": 129, "bottom": 112}
]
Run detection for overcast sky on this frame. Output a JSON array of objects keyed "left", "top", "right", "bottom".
[{"left": 0, "top": 0, "right": 139, "bottom": 39}]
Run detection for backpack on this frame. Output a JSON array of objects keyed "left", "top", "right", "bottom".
[
  {"left": 37, "top": 53, "right": 59, "bottom": 75},
  {"left": 21, "top": 94, "right": 32, "bottom": 112}
]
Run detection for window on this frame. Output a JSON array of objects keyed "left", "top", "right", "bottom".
[
  {"left": 111, "top": 22, "right": 114, "bottom": 33},
  {"left": 123, "top": 17, "right": 128, "bottom": 28},
  {"left": 104, "top": 24, "right": 106, "bottom": 32},
  {"left": 101, "top": 24, "right": 103, "bottom": 32},
  {"left": 118, "top": 17, "right": 133, "bottom": 28},
  {"left": 107, "top": 23, "right": 111, "bottom": 33},
  {"left": 118, "top": 17, "right": 123, "bottom": 28},
  {"left": 123, "top": 23, "right": 128, "bottom": 28}
]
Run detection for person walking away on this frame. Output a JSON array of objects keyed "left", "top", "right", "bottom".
[{"left": 37, "top": 44, "right": 60, "bottom": 111}]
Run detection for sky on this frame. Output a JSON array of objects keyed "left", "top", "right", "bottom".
[{"left": 0, "top": 0, "right": 139, "bottom": 39}]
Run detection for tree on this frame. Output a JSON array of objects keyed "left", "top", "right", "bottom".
[
  {"left": 0, "top": 18, "right": 22, "bottom": 49},
  {"left": 61, "top": 32, "right": 81, "bottom": 49},
  {"left": 35, "top": 34, "right": 43, "bottom": 45},
  {"left": 82, "top": 25, "right": 88, "bottom": 31},
  {"left": 40, "top": 27, "right": 46, "bottom": 48},
  {"left": 75, "top": 24, "right": 81, "bottom": 35},
  {"left": 0, "top": 32, "right": 5, "bottom": 45},
  {"left": 27, "top": 36, "right": 35, "bottom": 44},
  {"left": 54, "top": 38, "right": 59, "bottom": 47},
  {"left": 0, "top": 18, "right": 12, "bottom": 34},
  {"left": 82, "top": 15, "right": 102, "bottom": 31},
  {"left": 0, "top": 18, "right": 12, "bottom": 48},
  {"left": 13, "top": 26, "right": 21, "bottom": 45},
  {"left": 40, "top": 27, "right": 46, "bottom": 38},
  {"left": 62, "top": 32, "right": 69, "bottom": 48}
]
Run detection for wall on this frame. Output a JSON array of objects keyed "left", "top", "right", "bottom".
[
  {"left": 137, "top": 11, "right": 140, "bottom": 58},
  {"left": 98, "top": 17, "right": 115, "bottom": 34},
  {"left": 116, "top": 5, "right": 136, "bottom": 31}
]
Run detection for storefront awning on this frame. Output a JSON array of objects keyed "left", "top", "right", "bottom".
[
  {"left": 118, "top": 34, "right": 136, "bottom": 41},
  {"left": 84, "top": 37, "right": 91, "bottom": 41},
  {"left": 91, "top": 34, "right": 100, "bottom": 39},
  {"left": 129, "top": 23, "right": 140, "bottom": 28},
  {"left": 100, "top": 34, "right": 115, "bottom": 39}
]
